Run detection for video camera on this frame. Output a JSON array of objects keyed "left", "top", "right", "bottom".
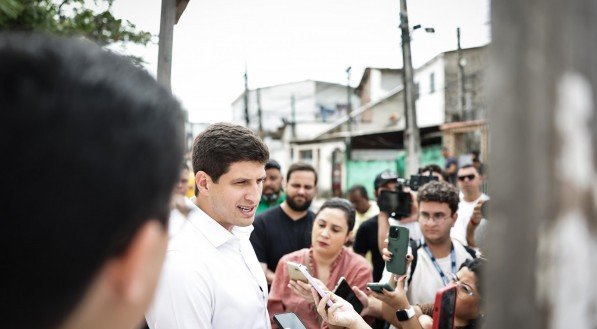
[
  {"left": 407, "top": 173, "right": 439, "bottom": 191},
  {"left": 377, "top": 173, "right": 439, "bottom": 218}
]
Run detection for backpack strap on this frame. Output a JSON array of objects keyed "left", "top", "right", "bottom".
[
  {"left": 463, "top": 244, "right": 478, "bottom": 259},
  {"left": 407, "top": 239, "right": 420, "bottom": 286}
]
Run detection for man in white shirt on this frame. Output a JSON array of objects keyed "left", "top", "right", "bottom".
[
  {"left": 451, "top": 164, "right": 489, "bottom": 246},
  {"left": 146, "top": 123, "right": 272, "bottom": 329}
]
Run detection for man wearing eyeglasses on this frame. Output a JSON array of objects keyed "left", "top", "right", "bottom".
[
  {"left": 401, "top": 180, "right": 479, "bottom": 307},
  {"left": 451, "top": 164, "right": 490, "bottom": 248}
]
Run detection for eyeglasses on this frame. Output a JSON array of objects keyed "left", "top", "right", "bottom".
[
  {"left": 418, "top": 212, "right": 449, "bottom": 222},
  {"left": 457, "top": 174, "right": 476, "bottom": 181},
  {"left": 449, "top": 273, "right": 477, "bottom": 298}
]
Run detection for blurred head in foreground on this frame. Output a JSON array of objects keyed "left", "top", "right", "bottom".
[{"left": 0, "top": 33, "right": 185, "bottom": 329}]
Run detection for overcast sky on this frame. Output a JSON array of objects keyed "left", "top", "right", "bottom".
[{"left": 111, "top": 0, "right": 491, "bottom": 123}]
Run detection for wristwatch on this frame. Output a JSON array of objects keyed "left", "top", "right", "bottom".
[{"left": 396, "top": 305, "right": 416, "bottom": 321}]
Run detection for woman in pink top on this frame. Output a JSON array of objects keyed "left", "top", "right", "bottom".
[{"left": 268, "top": 198, "right": 373, "bottom": 329}]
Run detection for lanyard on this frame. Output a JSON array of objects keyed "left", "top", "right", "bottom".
[{"left": 421, "top": 239, "right": 456, "bottom": 286}]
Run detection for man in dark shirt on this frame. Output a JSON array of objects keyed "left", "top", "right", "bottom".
[
  {"left": 353, "top": 171, "right": 399, "bottom": 282},
  {"left": 250, "top": 162, "right": 318, "bottom": 284},
  {"left": 442, "top": 146, "right": 458, "bottom": 185}
]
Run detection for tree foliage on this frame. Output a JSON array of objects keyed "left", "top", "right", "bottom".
[{"left": 0, "top": 0, "right": 152, "bottom": 63}]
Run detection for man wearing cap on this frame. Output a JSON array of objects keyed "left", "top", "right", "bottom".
[
  {"left": 373, "top": 171, "right": 422, "bottom": 255},
  {"left": 353, "top": 171, "right": 398, "bottom": 283},
  {"left": 256, "top": 159, "right": 286, "bottom": 215}
]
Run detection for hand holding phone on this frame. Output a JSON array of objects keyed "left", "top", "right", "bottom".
[
  {"left": 296, "top": 263, "right": 334, "bottom": 307},
  {"left": 287, "top": 261, "right": 308, "bottom": 282},
  {"left": 366, "top": 282, "right": 395, "bottom": 293},
  {"left": 432, "top": 284, "right": 457, "bottom": 329},
  {"left": 333, "top": 277, "right": 364, "bottom": 314},
  {"left": 386, "top": 226, "right": 410, "bottom": 275}
]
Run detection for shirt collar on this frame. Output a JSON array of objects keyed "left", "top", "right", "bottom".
[{"left": 187, "top": 203, "right": 254, "bottom": 248}]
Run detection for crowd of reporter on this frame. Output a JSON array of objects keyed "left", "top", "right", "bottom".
[{"left": 256, "top": 161, "right": 489, "bottom": 329}]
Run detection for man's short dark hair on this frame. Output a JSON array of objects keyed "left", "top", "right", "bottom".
[
  {"left": 459, "top": 164, "right": 480, "bottom": 175},
  {"left": 1, "top": 33, "right": 184, "bottom": 329},
  {"left": 265, "top": 159, "right": 281, "bottom": 171},
  {"left": 192, "top": 122, "right": 269, "bottom": 182},
  {"left": 316, "top": 198, "right": 356, "bottom": 232},
  {"left": 417, "top": 181, "right": 460, "bottom": 215},
  {"left": 348, "top": 184, "right": 369, "bottom": 200},
  {"left": 286, "top": 162, "right": 318, "bottom": 185}
]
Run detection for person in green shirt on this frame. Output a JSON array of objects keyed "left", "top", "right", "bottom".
[{"left": 257, "top": 159, "right": 286, "bottom": 215}]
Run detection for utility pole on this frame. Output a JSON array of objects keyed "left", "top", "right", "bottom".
[
  {"left": 243, "top": 65, "right": 250, "bottom": 127},
  {"left": 457, "top": 27, "right": 466, "bottom": 121},
  {"left": 290, "top": 94, "right": 296, "bottom": 139},
  {"left": 399, "top": 0, "right": 420, "bottom": 175},
  {"left": 346, "top": 66, "right": 352, "bottom": 132},
  {"left": 157, "top": 0, "right": 176, "bottom": 91},
  {"left": 256, "top": 88, "right": 263, "bottom": 136},
  {"left": 157, "top": 0, "right": 190, "bottom": 90}
]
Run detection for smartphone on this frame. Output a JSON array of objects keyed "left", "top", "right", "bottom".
[
  {"left": 479, "top": 200, "right": 488, "bottom": 218},
  {"left": 386, "top": 226, "right": 410, "bottom": 275},
  {"left": 366, "top": 282, "right": 394, "bottom": 293},
  {"left": 286, "top": 261, "right": 308, "bottom": 282},
  {"left": 432, "top": 284, "right": 457, "bottom": 329},
  {"left": 295, "top": 263, "right": 334, "bottom": 307},
  {"left": 333, "top": 277, "right": 364, "bottom": 314},
  {"left": 273, "top": 312, "right": 307, "bottom": 329}
]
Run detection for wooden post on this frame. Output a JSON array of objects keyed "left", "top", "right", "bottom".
[
  {"left": 157, "top": 0, "right": 176, "bottom": 90},
  {"left": 486, "top": 0, "right": 597, "bottom": 328}
]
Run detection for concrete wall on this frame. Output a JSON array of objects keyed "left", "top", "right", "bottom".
[{"left": 414, "top": 56, "right": 446, "bottom": 127}]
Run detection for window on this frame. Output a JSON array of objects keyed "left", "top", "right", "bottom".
[
  {"left": 429, "top": 72, "right": 435, "bottom": 94},
  {"left": 299, "top": 149, "right": 313, "bottom": 161},
  {"left": 414, "top": 82, "right": 420, "bottom": 100}
]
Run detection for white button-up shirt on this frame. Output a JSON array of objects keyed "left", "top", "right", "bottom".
[{"left": 146, "top": 203, "right": 271, "bottom": 329}]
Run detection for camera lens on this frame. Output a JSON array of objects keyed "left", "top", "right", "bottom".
[{"left": 389, "top": 227, "right": 399, "bottom": 238}]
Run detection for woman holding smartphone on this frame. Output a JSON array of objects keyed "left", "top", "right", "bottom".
[
  {"left": 313, "top": 257, "right": 486, "bottom": 329},
  {"left": 268, "top": 198, "right": 373, "bottom": 329}
]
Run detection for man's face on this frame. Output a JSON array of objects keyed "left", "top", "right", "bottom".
[
  {"left": 174, "top": 168, "right": 190, "bottom": 196},
  {"left": 285, "top": 170, "right": 317, "bottom": 212},
  {"left": 262, "top": 168, "right": 283, "bottom": 197},
  {"left": 418, "top": 201, "right": 456, "bottom": 244},
  {"left": 206, "top": 161, "right": 266, "bottom": 230},
  {"left": 457, "top": 167, "right": 482, "bottom": 195},
  {"left": 348, "top": 190, "right": 369, "bottom": 214}
]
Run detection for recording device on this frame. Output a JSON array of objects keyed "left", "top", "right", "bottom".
[
  {"left": 432, "top": 284, "right": 457, "bottom": 329},
  {"left": 480, "top": 200, "right": 488, "bottom": 218},
  {"left": 273, "top": 312, "right": 307, "bottom": 329},
  {"left": 377, "top": 189, "right": 412, "bottom": 218},
  {"left": 386, "top": 226, "right": 410, "bottom": 275},
  {"left": 366, "top": 282, "right": 394, "bottom": 293},
  {"left": 408, "top": 174, "right": 439, "bottom": 191},
  {"left": 333, "top": 277, "right": 364, "bottom": 314},
  {"left": 295, "top": 263, "right": 334, "bottom": 307}
]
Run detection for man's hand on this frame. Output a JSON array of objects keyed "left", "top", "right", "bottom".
[
  {"left": 466, "top": 200, "right": 485, "bottom": 247},
  {"left": 313, "top": 290, "right": 369, "bottom": 329},
  {"left": 369, "top": 254, "right": 413, "bottom": 310}
]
